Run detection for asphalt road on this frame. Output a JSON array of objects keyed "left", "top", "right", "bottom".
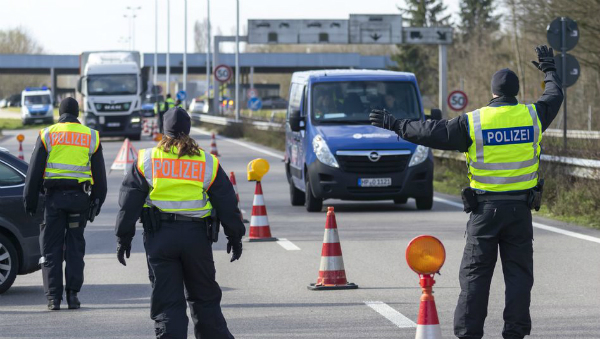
[{"left": 1, "top": 126, "right": 599, "bottom": 339}]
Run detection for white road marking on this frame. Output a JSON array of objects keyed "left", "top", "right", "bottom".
[
  {"left": 434, "top": 196, "right": 600, "bottom": 244},
  {"left": 191, "top": 127, "right": 284, "bottom": 160},
  {"left": 364, "top": 301, "right": 416, "bottom": 328},
  {"left": 277, "top": 238, "right": 301, "bottom": 251}
]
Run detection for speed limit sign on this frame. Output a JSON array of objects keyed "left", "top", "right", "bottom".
[
  {"left": 214, "top": 64, "right": 233, "bottom": 83},
  {"left": 448, "top": 90, "right": 468, "bottom": 111}
]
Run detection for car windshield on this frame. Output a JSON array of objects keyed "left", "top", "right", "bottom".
[
  {"left": 24, "top": 95, "right": 51, "bottom": 105},
  {"left": 311, "top": 81, "right": 421, "bottom": 124},
  {"left": 87, "top": 74, "right": 137, "bottom": 96}
]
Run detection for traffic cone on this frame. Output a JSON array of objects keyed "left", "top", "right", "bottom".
[
  {"left": 308, "top": 207, "right": 358, "bottom": 290},
  {"left": 142, "top": 118, "right": 149, "bottom": 135},
  {"left": 415, "top": 275, "right": 442, "bottom": 339},
  {"left": 152, "top": 119, "right": 163, "bottom": 142},
  {"left": 248, "top": 181, "right": 276, "bottom": 241},
  {"left": 230, "top": 171, "right": 249, "bottom": 223},
  {"left": 18, "top": 141, "right": 24, "bottom": 161},
  {"left": 210, "top": 133, "right": 220, "bottom": 156}
]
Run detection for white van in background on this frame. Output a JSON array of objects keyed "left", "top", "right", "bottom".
[{"left": 21, "top": 87, "right": 54, "bottom": 125}]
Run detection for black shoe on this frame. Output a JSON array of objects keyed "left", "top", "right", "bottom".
[
  {"left": 66, "top": 291, "right": 80, "bottom": 309},
  {"left": 47, "top": 299, "right": 61, "bottom": 311}
]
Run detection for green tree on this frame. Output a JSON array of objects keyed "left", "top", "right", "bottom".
[
  {"left": 0, "top": 27, "right": 45, "bottom": 99},
  {"left": 392, "top": 0, "right": 450, "bottom": 96},
  {"left": 459, "top": 0, "right": 500, "bottom": 40}
]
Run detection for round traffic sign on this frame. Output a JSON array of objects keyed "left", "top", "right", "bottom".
[
  {"left": 214, "top": 64, "right": 233, "bottom": 83},
  {"left": 247, "top": 88, "right": 258, "bottom": 99},
  {"left": 247, "top": 97, "right": 262, "bottom": 111},
  {"left": 176, "top": 90, "right": 187, "bottom": 101},
  {"left": 447, "top": 90, "right": 468, "bottom": 111},
  {"left": 405, "top": 235, "right": 446, "bottom": 275},
  {"left": 554, "top": 53, "right": 580, "bottom": 88},
  {"left": 547, "top": 17, "right": 579, "bottom": 52},
  {"left": 16, "top": 134, "right": 25, "bottom": 142}
]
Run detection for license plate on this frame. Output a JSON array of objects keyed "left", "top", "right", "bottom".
[
  {"left": 107, "top": 122, "right": 120, "bottom": 127},
  {"left": 34, "top": 119, "right": 44, "bottom": 123},
  {"left": 359, "top": 178, "right": 392, "bottom": 187}
]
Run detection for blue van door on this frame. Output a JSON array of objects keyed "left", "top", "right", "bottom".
[{"left": 288, "top": 83, "right": 306, "bottom": 190}]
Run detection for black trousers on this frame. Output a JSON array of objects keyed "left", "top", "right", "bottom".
[
  {"left": 144, "top": 220, "right": 234, "bottom": 339},
  {"left": 454, "top": 201, "right": 534, "bottom": 339},
  {"left": 40, "top": 189, "right": 89, "bottom": 300}
]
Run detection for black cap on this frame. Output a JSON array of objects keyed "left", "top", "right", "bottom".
[
  {"left": 491, "top": 68, "right": 519, "bottom": 97},
  {"left": 59, "top": 97, "right": 79, "bottom": 117},
  {"left": 163, "top": 107, "right": 191, "bottom": 138}
]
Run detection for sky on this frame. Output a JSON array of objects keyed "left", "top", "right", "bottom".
[{"left": 0, "top": 0, "right": 461, "bottom": 54}]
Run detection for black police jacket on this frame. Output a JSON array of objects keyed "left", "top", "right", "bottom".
[
  {"left": 394, "top": 71, "right": 564, "bottom": 152},
  {"left": 115, "top": 159, "right": 246, "bottom": 244},
  {"left": 23, "top": 114, "right": 108, "bottom": 213}
]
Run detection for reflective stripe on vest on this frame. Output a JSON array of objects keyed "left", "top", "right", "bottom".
[
  {"left": 40, "top": 123, "right": 99, "bottom": 183},
  {"left": 465, "top": 104, "right": 542, "bottom": 192},
  {"left": 138, "top": 146, "right": 218, "bottom": 217}
]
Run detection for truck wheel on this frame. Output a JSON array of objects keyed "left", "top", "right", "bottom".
[
  {"left": 416, "top": 195, "right": 434, "bottom": 210},
  {"left": 0, "top": 233, "right": 19, "bottom": 294},
  {"left": 393, "top": 197, "right": 408, "bottom": 204},
  {"left": 289, "top": 181, "right": 305, "bottom": 206},
  {"left": 305, "top": 176, "right": 323, "bottom": 212}
]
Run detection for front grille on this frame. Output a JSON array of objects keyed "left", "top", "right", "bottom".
[
  {"left": 96, "top": 102, "right": 131, "bottom": 112},
  {"left": 337, "top": 154, "right": 411, "bottom": 174},
  {"left": 347, "top": 185, "right": 403, "bottom": 194}
]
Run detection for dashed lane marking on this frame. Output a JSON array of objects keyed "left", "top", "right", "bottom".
[
  {"left": 191, "top": 127, "right": 284, "bottom": 160},
  {"left": 364, "top": 301, "right": 416, "bottom": 328},
  {"left": 434, "top": 196, "right": 600, "bottom": 244},
  {"left": 277, "top": 238, "right": 301, "bottom": 251}
]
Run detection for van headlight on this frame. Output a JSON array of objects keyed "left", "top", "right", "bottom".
[
  {"left": 409, "top": 145, "right": 429, "bottom": 167},
  {"left": 312, "top": 135, "right": 339, "bottom": 168}
]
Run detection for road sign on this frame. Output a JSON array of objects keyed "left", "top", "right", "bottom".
[
  {"left": 554, "top": 53, "right": 580, "bottom": 88},
  {"left": 247, "top": 97, "right": 262, "bottom": 111},
  {"left": 447, "top": 90, "right": 468, "bottom": 111},
  {"left": 403, "top": 27, "right": 453, "bottom": 45},
  {"left": 348, "top": 14, "right": 402, "bottom": 44},
  {"left": 176, "top": 90, "right": 187, "bottom": 101},
  {"left": 214, "top": 64, "right": 233, "bottom": 82},
  {"left": 247, "top": 88, "right": 258, "bottom": 99},
  {"left": 16, "top": 134, "right": 24, "bottom": 142},
  {"left": 151, "top": 85, "right": 163, "bottom": 95},
  {"left": 547, "top": 17, "right": 579, "bottom": 52}
]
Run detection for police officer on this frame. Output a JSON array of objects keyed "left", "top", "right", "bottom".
[
  {"left": 155, "top": 93, "right": 176, "bottom": 134},
  {"left": 115, "top": 107, "right": 245, "bottom": 339},
  {"left": 23, "top": 97, "right": 107, "bottom": 311},
  {"left": 370, "top": 45, "right": 563, "bottom": 339}
]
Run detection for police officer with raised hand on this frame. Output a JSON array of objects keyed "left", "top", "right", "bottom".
[
  {"left": 115, "top": 107, "right": 245, "bottom": 339},
  {"left": 23, "top": 97, "right": 107, "bottom": 311},
  {"left": 370, "top": 45, "right": 563, "bottom": 339}
]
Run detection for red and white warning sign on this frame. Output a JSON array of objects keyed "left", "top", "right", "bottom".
[
  {"left": 111, "top": 138, "right": 138, "bottom": 173},
  {"left": 447, "top": 90, "right": 468, "bottom": 111}
]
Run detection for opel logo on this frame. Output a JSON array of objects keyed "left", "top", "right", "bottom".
[{"left": 368, "top": 151, "right": 381, "bottom": 162}]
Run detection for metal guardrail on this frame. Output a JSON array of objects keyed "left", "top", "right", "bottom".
[
  {"left": 544, "top": 129, "right": 600, "bottom": 139},
  {"left": 192, "top": 113, "right": 284, "bottom": 131}
]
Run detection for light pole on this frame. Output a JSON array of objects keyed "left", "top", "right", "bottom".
[
  {"left": 183, "top": 0, "right": 188, "bottom": 103},
  {"left": 125, "top": 6, "right": 141, "bottom": 51},
  {"left": 235, "top": 0, "right": 240, "bottom": 121},
  {"left": 154, "top": 0, "right": 158, "bottom": 87},
  {"left": 206, "top": 0, "right": 211, "bottom": 109},
  {"left": 166, "top": 0, "right": 171, "bottom": 96}
]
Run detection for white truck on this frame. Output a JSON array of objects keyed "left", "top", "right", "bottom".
[{"left": 77, "top": 51, "right": 145, "bottom": 140}]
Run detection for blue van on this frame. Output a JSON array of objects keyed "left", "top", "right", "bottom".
[{"left": 285, "top": 70, "right": 440, "bottom": 212}]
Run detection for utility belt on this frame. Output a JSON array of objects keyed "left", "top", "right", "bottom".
[
  {"left": 45, "top": 181, "right": 92, "bottom": 194},
  {"left": 461, "top": 179, "right": 544, "bottom": 213},
  {"left": 140, "top": 207, "right": 220, "bottom": 243}
]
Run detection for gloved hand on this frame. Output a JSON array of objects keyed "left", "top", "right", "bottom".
[
  {"left": 227, "top": 237, "right": 243, "bottom": 262},
  {"left": 531, "top": 45, "right": 556, "bottom": 73},
  {"left": 116, "top": 239, "right": 132, "bottom": 266},
  {"left": 369, "top": 109, "right": 399, "bottom": 131}
]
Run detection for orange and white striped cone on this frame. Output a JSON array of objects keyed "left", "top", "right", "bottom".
[
  {"left": 308, "top": 207, "right": 358, "bottom": 290},
  {"left": 248, "top": 181, "right": 276, "bottom": 242},
  {"left": 18, "top": 141, "right": 24, "bottom": 161},
  {"left": 415, "top": 275, "right": 442, "bottom": 339},
  {"left": 230, "top": 172, "right": 249, "bottom": 223},
  {"left": 152, "top": 119, "right": 163, "bottom": 141},
  {"left": 210, "top": 133, "right": 220, "bottom": 157},
  {"left": 142, "top": 118, "right": 149, "bottom": 135}
]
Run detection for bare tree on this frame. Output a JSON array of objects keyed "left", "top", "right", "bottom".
[
  {"left": 194, "top": 18, "right": 209, "bottom": 53},
  {"left": 0, "top": 27, "right": 45, "bottom": 99}
]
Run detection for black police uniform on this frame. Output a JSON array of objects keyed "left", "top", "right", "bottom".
[
  {"left": 23, "top": 108, "right": 107, "bottom": 309},
  {"left": 371, "top": 66, "right": 563, "bottom": 338}
]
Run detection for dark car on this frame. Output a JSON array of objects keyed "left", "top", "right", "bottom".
[
  {"left": 261, "top": 96, "right": 288, "bottom": 109},
  {"left": 0, "top": 149, "right": 43, "bottom": 294}
]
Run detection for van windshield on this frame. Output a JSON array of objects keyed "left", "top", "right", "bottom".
[
  {"left": 87, "top": 74, "right": 137, "bottom": 96},
  {"left": 24, "top": 95, "right": 51, "bottom": 106},
  {"left": 311, "top": 81, "right": 421, "bottom": 124}
]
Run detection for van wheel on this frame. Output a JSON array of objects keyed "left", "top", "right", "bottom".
[
  {"left": 416, "top": 195, "right": 434, "bottom": 210},
  {"left": 305, "top": 176, "right": 323, "bottom": 212},
  {"left": 289, "top": 181, "right": 305, "bottom": 206},
  {"left": 0, "top": 233, "right": 19, "bottom": 294}
]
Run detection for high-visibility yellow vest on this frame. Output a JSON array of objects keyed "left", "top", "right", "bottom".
[
  {"left": 137, "top": 146, "right": 218, "bottom": 217},
  {"left": 154, "top": 98, "right": 176, "bottom": 114},
  {"left": 40, "top": 123, "right": 100, "bottom": 183},
  {"left": 465, "top": 104, "right": 542, "bottom": 192}
]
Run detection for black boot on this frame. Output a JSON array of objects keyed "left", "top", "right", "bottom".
[
  {"left": 66, "top": 290, "right": 80, "bottom": 309},
  {"left": 47, "top": 299, "right": 61, "bottom": 311}
]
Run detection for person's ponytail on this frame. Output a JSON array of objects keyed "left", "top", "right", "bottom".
[{"left": 157, "top": 134, "right": 202, "bottom": 158}]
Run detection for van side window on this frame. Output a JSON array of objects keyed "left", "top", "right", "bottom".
[
  {"left": 288, "top": 83, "right": 304, "bottom": 117},
  {"left": 301, "top": 86, "right": 307, "bottom": 117}
]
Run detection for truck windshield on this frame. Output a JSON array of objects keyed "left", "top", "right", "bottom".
[
  {"left": 311, "top": 81, "right": 421, "bottom": 124},
  {"left": 24, "top": 95, "right": 51, "bottom": 105},
  {"left": 87, "top": 74, "right": 137, "bottom": 96}
]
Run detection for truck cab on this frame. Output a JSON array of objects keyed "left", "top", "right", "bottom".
[
  {"left": 21, "top": 87, "right": 53, "bottom": 125},
  {"left": 78, "top": 51, "right": 144, "bottom": 140},
  {"left": 285, "top": 70, "right": 435, "bottom": 212}
]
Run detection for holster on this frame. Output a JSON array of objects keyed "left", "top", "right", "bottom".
[
  {"left": 461, "top": 187, "right": 479, "bottom": 213},
  {"left": 206, "top": 209, "right": 220, "bottom": 243},
  {"left": 528, "top": 179, "right": 544, "bottom": 211},
  {"left": 141, "top": 207, "right": 162, "bottom": 233}
]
